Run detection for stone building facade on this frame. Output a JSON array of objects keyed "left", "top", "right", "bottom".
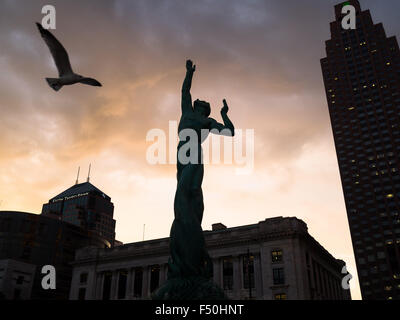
[
  {"left": 70, "top": 217, "right": 352, "bottom": 300},
  {"left": 0, "top": 259, "right": 36, "bottom": 300}
]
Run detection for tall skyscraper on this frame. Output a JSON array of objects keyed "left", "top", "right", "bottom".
[
  {"left": 321, "top": 0, "right": 400, "bottom": 300},
  {"left": 41, "top": 181, "right": 116, "bottom": 246}
]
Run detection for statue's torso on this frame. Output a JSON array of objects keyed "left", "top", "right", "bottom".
[{"left": 178, "top": 113, "right": 210, "bottom": 145}]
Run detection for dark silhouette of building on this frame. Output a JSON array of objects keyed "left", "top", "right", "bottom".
[
  {"left": 0, "top": 211, "right": 109, "bottom": 300},
  {"left": 321, "top": 0, "right": 400, "bottom": 300},
  {"left": 41, "top": 182, "right": 116, "bottom": 246},
  {"left": 70, "top": 217, "right": 351, "bottom": 300}
]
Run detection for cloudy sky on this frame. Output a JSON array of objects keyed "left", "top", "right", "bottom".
[{"left": 1, "top": 0, "right": 400, "bottom": 299}]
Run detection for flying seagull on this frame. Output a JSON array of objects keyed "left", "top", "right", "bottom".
[{"left": 36, "top": 22, "right": 102, "bottom": 91}]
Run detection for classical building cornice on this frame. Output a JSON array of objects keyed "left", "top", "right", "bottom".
[{"left": 72, "top": 216, "right": 329, "bottom": 266}]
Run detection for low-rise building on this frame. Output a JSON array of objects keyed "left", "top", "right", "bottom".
[
  {"left": 0, "top": 259, "right": 36, "bottom": 300},
  {"left": 70, "top": 217, "right": 352, "bottom": 300},
  {"left": 0, "top": 211, "right": 110, "bottom": 299}
]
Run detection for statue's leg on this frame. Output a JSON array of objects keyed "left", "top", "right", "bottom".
[
  {"left": 190, "top": 163, "right": 204, "bottom": 224},
  {"left": 170, "top": 163, "right": 205, "bottom": 278},
  {"left": 189, "top": 164, "right": 213, "bottom": 277},
  {"left": 156, "top": 159, "right": 225, "bottom": 299}
]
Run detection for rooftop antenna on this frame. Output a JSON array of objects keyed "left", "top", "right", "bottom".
[
  {"left": 75, "top": 166, "right": 80, "bottom": 185},
  {"left": 87, "top": 163, "right": 92, "bottom": 183},
  {"left": 143, "top": 224, "right": 146, "bottom": 241}
]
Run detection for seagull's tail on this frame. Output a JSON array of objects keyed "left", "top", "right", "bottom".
[{"left": 46, "top": 78, "right": 62, "bottom": 92}]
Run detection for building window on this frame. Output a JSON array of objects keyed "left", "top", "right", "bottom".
[
  {"left": 102, "top": 272, "right": 112, "bottom": 301},
  {"left": 133, "top": 267, "right": 143, "bottom": 298},
  {"left": 271, "top": 250, "right": 283, "bottom": 263},
  {"left": 118, "top": 270, "right": 128, "bottom": 299},
  {"left": 274, "top": 293, "right": 287, "bottom": 300},
  {"left": 242, "top": 254, "right": 255, "bottom": 290},
  {"left": 80, "top": 273, "right": 88, "bottom": 284},
  {"left": 150, "top": 265, "right": 160, "bottom": 293},
  {"left": 78, "top": 288, "right": 86, "bottom": 300},
  {"left": 223, "top": 258, "right": 234, "bottom": 290},
  {"left": 387, "top": 244, "right": 400, "bottom": 274},
  {"left": 16, "top": 276, "right": 24, "bottom": 285},
  {"left": 273, "top": 268, "right": 285, "bottom": 285},
  {"left": 13, "top": 289, "right": 21, "bottom": 300},
  {"left": 21, "top": 246, "right": 31, "bottom": 260}
]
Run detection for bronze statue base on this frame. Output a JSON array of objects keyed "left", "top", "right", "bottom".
[{"left": 152, "top": 276, "right": 228, "bottom": 300}]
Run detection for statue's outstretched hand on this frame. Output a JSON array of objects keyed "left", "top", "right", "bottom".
[
  {"left": 186, "top": 60, "right": 196, "bottom": 73},
  {"left": 221, "top": 99, "right": 229, "bottom": 114}
]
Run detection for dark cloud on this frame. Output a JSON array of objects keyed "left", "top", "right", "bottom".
[{"left": 1, "top": 0, "right": 399, "bottom": 167}]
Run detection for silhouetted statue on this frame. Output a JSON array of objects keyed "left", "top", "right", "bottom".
[{"left": 153, "top": 60, "right": 234, "bottom": 300}]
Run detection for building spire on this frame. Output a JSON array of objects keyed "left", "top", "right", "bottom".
[
  {"left": 87, "top": 164, "right": 92, "bottom": 183},
  {"left": 75, "top": 166, "right": 80, "bottom": 185}
]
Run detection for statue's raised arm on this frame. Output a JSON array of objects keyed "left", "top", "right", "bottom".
[
  {"left": 181, "top": 60, "right": 196, "bottom": 116},
  {"left": 209, "top": 99, "right": 235, "bottom": 137}
]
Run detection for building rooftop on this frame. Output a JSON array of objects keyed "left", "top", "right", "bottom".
[
  {"left": 50, "top": 182, "right": 110, "bottom": 202},
  {"left": 73, "top": 216, "right": 345, "bottom": 270}
]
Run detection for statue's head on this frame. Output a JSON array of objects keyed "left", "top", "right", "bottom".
[{"left": 194, "top": 99, "right": 211, "bottom": 118}]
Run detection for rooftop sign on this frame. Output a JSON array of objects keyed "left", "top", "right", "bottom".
[{"left": 52, "top": 192, "right": 89, "bottom": 203}]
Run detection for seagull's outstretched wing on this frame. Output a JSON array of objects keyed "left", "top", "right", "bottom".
[
  {"left": 79, "top": 77, "right": 102, "bottom": 87},
  {"left": 36, "top": 22, "right": 73, "bottom": 77}
]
